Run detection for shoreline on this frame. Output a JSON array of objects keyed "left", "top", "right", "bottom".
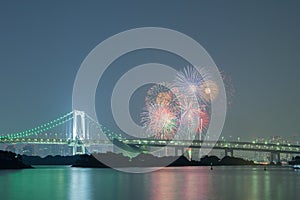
[{"left": 2, "top": 150, "right": 297, "bottom": 170}]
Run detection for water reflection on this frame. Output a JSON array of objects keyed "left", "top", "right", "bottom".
[
  {"left": 1, "top": 166, "right": 300, "bottom": 200},
  {"left": 68, "top": 168, "right": 92, "bottom": 200},
  {"left": 0, "top": 166, "right": 68, "bottom": 200},
  {"left": 149, "top": 169, "right": 177, "bottom": 200}
]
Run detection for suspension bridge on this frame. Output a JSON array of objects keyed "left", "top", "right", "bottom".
[
  {"left": 0, "top": 110, "right": 123, "bottom": 155},
  {"left": 0, "top": 110, "right": 300, "bottom": 161}
]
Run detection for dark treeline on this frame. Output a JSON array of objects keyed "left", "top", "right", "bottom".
[
  {"left": 72, "top": 152, "right": 255, "bottom": 168},
  {"left": 0, "top": 150, "right": 32, "bottom": 169},
  {"left": 1, "top": 150, "right": 256, "bottom": 169},
  {"left": 289, "top": 156, "right": 300, "bottom": 165}
]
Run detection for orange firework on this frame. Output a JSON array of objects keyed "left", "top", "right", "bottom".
[
  {"left": 156, "top": 92, "right": 172, "bottom": 106},
  {"left": 199, "top": 80, "right": 219, "bottom": 102}
]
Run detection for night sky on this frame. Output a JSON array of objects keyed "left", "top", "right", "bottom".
[{"left": 0, "top": 1, "right": 299, "bottom": 141}]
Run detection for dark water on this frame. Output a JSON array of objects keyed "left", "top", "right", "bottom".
[{"left": 0, "top": 166, "right": 300, "bottom": 200}]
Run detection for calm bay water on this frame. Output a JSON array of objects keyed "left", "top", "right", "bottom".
[{"left": 0, "top": 166, "right": 300, "bottom": 200}]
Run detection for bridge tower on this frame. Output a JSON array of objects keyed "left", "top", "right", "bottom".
[{"left": 70, "top": 110, "right": 88, "bottom": 155}]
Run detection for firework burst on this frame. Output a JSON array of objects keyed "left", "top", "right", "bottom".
[
  {"left": 141, "top": 103, "right": 178, "bottom": 139},
  {"left": 142, "top": 83, "right": 181, "bottom": 139},
  {"left": 174, "top": 66, "right": 203, "bottom": 99},
  {"left": 172, "top": 66, "right": 212, "bottom": 138},
  {"left": 198, "top": 106, "right": 210, "bottom": 131},
  {"left": 199, "top": 80, "right": 219, "bottom": 102},
  {"left": 140, "top": 66, "right": 225, "bottom": 140},
  {"left": 177, "top": 97, "right": 200, "bottom": 139},
  {"left": 176, "top": 97, "right": 210, "bottom": 140},
  {"left": 145, "top": 83, "right": 180, "bottom": 113}
]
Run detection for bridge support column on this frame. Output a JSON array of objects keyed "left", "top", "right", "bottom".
[
  {"left": 270, "top": 152, "right": 280, "bottom": 163},
  {"left": 192, "top": 148, "right": 201, "bottom": 161},
  {"left": 73, "top": 144, "right": 86, "bottom": 155},
  {"left": 71, "top": 110, "right": 87, "bottom": 155},
  {"left": 175, "top": 147, "right": 179, "bottom": 156},
  {"left": 225, "top": 149, "right": 233, "bottom": 157}
]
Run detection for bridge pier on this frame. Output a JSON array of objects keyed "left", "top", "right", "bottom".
[
  {"left": 191, "top": 148, "right": 201, "bottom": 161},
  {"left": 270, "top": 152, "right": 280, "bottom": 163},
  {"left": 225, "top": 149, "right": 233, "bottom": 157},
  {"left": 72, "top": 144, "right": 86, "bottom": 155}
]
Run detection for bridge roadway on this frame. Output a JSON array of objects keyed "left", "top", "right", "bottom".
[
  {"left": 1, "top": 138, "right": 300, "bottom": 155},
  {"left": 120, "top": 139, "right": 300, "bottom": 154}
]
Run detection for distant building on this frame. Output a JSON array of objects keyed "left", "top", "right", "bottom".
[
  {"left": 6, "top": 145, "right": 16, "bottom": 153},
  {"left": 22, "top": 145, "right": 34, "bottom": 156}
]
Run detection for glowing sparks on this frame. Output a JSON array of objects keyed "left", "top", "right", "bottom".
[
  {"left": 174, "top": 66, "right": 203, "bottom": 98},
  {"left": 140, "top": 65, "right": 228, "bottom": 140},
  {"left": 199, "top": 80, "right": 219, "bottom": 102},
  {"left": 141, "top": 103, "right": 178, "bottom": 140},
  {"left": 156, "top": 92, "right": 172, "bottom": 106},
  {"left": 172, "top": 66, "right": 212, "bottom": 139},
  {"left": 199, "top": 107, "right": 210, "bottom": 130},
  {"left": 145, "top": 83, "right": 180, "bottom": 113},
  {"left": 142, "top": 83, "right": 180, "bottom": 139}
]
